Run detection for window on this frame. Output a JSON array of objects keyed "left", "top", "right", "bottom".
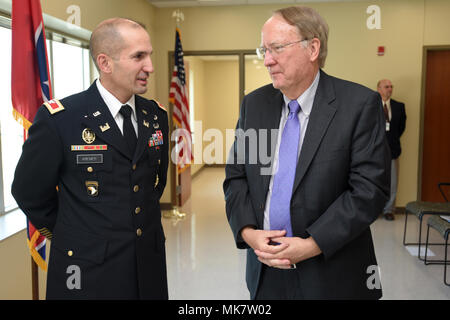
[{"left": 0, "top": 17, "right": 92, "bottom": 216}]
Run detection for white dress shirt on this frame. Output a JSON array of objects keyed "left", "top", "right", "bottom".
[
  {"left": 263, "top": 71, "right": 320, "bottom": 231},
  {"left": 96, "top": 79, "right": 138, "bottom": 137}
]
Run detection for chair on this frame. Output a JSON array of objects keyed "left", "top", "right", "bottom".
[
  {"left": 424, "top": 215, "right": 450, "bottom": 286},
  {"left": 402, "top": 182, "right": 450, "bottom": 261}
]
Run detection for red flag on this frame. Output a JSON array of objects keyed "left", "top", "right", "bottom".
[
  {"left": 11, "top": 0, "right": 52, "bottom": 271},
  {"left": 169, "top": 28, "right": 193, "bottom": 173},
  {"left": 12, "top": 0, "right": 52, "bottom": 130}
]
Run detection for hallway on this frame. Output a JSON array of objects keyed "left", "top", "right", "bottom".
[{"left": 162, "top": 167, "right": 450, "bottom": 300}]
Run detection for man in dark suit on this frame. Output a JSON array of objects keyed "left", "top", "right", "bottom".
[
  {"left": 377, "top": 79, "right": 406, "bottom": 221},
  {"left": 12, "top": 18, "right": 169, "bottom": 299},
  {"left": 223, "top": 6, "right": 390, "bottom": 299}
]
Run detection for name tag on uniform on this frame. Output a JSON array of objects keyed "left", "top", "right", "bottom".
[{"left": 77, "top": 154, "right": 104, "bottom": 164}]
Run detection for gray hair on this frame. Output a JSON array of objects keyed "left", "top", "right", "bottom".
[{"left": 274, "top": 6, "right": 329, "bottom": 68}]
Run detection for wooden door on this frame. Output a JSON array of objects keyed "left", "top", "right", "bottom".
[{"left": 421, "top": 49, "right": 450, "bottom": 202}]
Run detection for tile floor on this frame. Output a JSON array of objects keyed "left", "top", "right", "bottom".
[{"left": 162, "top": 167, "right": 450, "bottom": 300}]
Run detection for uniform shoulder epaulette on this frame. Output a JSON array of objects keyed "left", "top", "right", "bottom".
[
  {"left": 43, "top": 99, "right": 65, "bottom": 115},
  {"left": 153, "top": 100, "right": 167, "bottom": 113}
]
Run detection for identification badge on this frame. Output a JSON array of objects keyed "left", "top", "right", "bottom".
[
  {"left": 149, "top": 130, "right": 164, "bottom": 147},
  {"left": 77, "top": 154, "right": 104, "bottom": 164},
  {"left": 71, "top": 145, "right": 108, "bottom": 151}
]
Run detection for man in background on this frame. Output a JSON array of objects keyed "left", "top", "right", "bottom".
[{"left": 377, "top": 79, "right": 406, "bottom": 221}]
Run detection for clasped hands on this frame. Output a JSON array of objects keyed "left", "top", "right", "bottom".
[{"left": 241, "top": 227, "right": 322, "bottom": 269}]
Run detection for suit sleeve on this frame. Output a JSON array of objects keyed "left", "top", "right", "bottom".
[
  {"left": 399, "top": 102, "right": 406, "bottom": 137},
  {"left": 223, "top": 98, "right": 258, "bottom": 249},
  {"left": 306, "top": 91, "right": 391, "bottom": 260},
  {"left": 11, "top": 106, "right": 63, "bottom": 235}
]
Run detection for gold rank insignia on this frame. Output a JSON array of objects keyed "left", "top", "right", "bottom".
[
  {"left": 82, "top": 128, "right": 96, "bottom": 144},
  {"left": 142, "top": 109, "right": 148, "bottom": 115},
  {"left": 43, "top": 99, "right": 65, "bottom": 115}
]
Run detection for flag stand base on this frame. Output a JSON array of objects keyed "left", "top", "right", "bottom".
[{"left": 163, "top": 206, "right": 187, "bottom": 220}]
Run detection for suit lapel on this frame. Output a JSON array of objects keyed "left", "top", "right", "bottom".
[
  {"left": 292, "top": 71, "right": 337, "bottom": 193},
  {"left": 260, "top": 90, "right": 284, "bottom": 198},
  {"left": 81, "top": 84, "right": 132, "bottom": 160}
]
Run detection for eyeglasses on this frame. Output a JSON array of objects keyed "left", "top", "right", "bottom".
[{"left": 256, "top": 39, "right": 309, "bottom": 59}]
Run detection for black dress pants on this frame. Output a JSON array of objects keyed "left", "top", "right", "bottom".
[{"left": 254, "top": 264, "right": 304, "bottom": 300}]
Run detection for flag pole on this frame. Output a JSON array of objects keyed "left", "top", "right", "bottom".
[
  {"left": 31, "top": 258, "right": 39, "bottom": 300},
  {"left": 164, "top": 9, "right": 187, "bottom": 221},
  {"left": 12, "top": 0, "right": 51, "bottom": 299}
]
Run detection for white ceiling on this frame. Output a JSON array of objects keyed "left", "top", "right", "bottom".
[{"left": 147, "top": 0, "right": 360, "bottom": 8}]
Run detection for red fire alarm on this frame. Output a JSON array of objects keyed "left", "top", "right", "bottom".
[{"left": 377, "top": 46, "right": 385, "bottom": 56}]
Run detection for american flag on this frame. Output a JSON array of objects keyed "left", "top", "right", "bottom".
[
  {"left": 169, "top": 28, "right": 192, "bottom": 173},
  {"left": 11, "top": 0, "right": 52, "bottom": 271}
]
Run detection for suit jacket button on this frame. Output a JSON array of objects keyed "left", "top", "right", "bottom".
[
  {"left": 136, "top": 228, "right": 142, "bottom": 237},
  {"left": 135, "top": 207, "right": 141, "bottom": 214},
  {"left": 133, "top": 185, "right": 139, "bottom": 192},
  {"left": 87, "top": 167, "right": 93, "bottom": 173},
  {"left": 68, "top": 250, "right": 73, "bottom": 257}
]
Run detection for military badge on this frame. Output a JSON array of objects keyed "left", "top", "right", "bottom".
[
  {"left": 143, "top": 120, "right": 150, "bottom": 128},
  {"left": 82, "top": 128, "right": 96, "bottom": 144},
  {"left": 149, "top": 130, "right": 164, "bottom": 147},
  {"left": 71, "top": 145, "right": 107, "bottom": 151},
  {"left": 85, "top": 181, "right": 99, "bottom": 197},
  {"left": 99, "top": 123, "right": 110, "bottom": 132}
]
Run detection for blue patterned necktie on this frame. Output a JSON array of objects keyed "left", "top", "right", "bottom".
[{"left": 269, "top": 100, "right": 301, "bottom": 237}]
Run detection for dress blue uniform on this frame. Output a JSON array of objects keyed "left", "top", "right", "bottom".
[{"left": 12, "top": 83, "right": 169, "bottom": 299}]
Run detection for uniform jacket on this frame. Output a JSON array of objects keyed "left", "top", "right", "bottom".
[
  {"left": 223, "top": 70, "right": 390, "bottom": 299},
  {"left": 12, "top": 83, "right": 169, "bottom": 299},
  {"left": 385, "top": 98, "right": 406, "bottom": 159}
]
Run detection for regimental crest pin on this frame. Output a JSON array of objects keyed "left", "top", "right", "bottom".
[{"left": 82, "top": 128, "right": 96, "bottom": 144}]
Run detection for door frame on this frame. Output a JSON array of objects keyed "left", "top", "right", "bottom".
[
  {"left": 167, "top": 49, "right": 255, "bottom": 206},
  {"left": 418, "top": 45, "right": 450, "bottom": 200}
]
